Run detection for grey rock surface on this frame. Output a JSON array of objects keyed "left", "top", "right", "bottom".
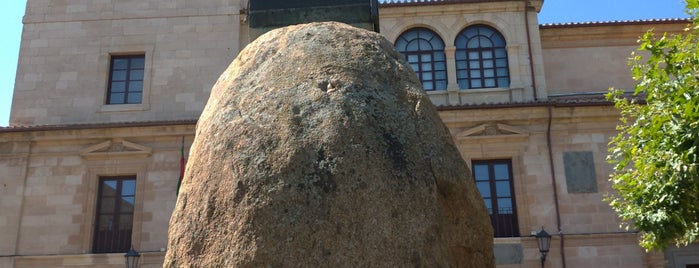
[{"left": 164, "top": 22, "right": 494, "bottom": 267}]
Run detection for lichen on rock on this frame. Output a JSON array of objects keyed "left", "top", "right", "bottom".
[{"left": 165, "top": 22, "right": 494, "bottom": 267}]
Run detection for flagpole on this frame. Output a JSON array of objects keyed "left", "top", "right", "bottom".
[{"left": 176, "top": 136, "right": 185, "bottom": 196}]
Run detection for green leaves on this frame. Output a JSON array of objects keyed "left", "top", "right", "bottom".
[{"left": 607, "top": 0, "right": 699, "bottom": 250}]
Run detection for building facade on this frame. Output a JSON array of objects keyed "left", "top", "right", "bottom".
[{"left": 0, "top": 0, "right": 696, "bottom": 267}]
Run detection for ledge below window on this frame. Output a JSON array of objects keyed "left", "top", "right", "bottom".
[
  {"left": 426, "top": 87, "right": 525, "bottom": 106},
  {"left": 99, "top": 103, "right": 149, "bottom": 113}
]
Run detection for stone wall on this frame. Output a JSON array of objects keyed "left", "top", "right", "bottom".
[
  {"left": 0, "top": 124, "right": 194, "bottom": 268},
  {"left": 11, "top": 0, "right": 245, "bottom": 125}
]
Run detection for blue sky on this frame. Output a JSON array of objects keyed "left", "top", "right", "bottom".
[{"left": 0, "top": 0, "right": 690, "bottom": 127}]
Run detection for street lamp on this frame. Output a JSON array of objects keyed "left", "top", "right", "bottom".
[
  {"left": 124, "top": 246, "right": 141, "bottom": 268},
  {"left": 533, "top": 226, "right": 552, "bottom": 268}
]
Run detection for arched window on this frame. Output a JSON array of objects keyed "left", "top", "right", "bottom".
[
  {"left": 395, "top": 28, "right": 447, "bottom": 91},
  {"left": 455, "top": 25, "right": 509, "bottom": 89}
]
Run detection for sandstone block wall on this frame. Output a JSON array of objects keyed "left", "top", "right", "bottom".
[
  {"left": 0, "top": 125, "right": 194, "bottom": 268},
  {"left": 11, "top": 0, "right": 246, "bottom": 125}
]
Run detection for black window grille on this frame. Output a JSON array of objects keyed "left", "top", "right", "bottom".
[
  {"left": 472, "top": 160, "right": 520, "bottom": 237},
  {"left": 455, "top": 25, "right": 509, "bottom": 89},
  {"left": 395, "top": 28, "right": 448, "bottom": 91},
  {"left": 93, "top": 176, "right": 136, "bottom": 253}
]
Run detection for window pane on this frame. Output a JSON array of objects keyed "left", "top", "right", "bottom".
[
  {"left": 119, "top": 215, "right": 134, "bottom": 230},
  {"left": 436, "top": 80, "right": 447, "bottom": 90},
  {"left": 418, "top": 39, "right": 432, "bottom": 50},
  {"left": 473, "top": 165, "right": 489, "bottom": 181},
  {"left": 467, "top": 38, "right": 480, "bottom": 48},
  {"left": 421, "top": 63, "right": 432, "bottom": 72},
  {"left": 464, "top": 27, "right": 478, "bottom": 38},
  {"left": 395, "top": 39, "right": 407, "bottom": 50},
  {"left": 498, "top": 205, "right": 513, "bottom": 215},
  {"left": 434, "top": 52, "right": 445, "bottom": 61},
  {"left": 497, "top": 198, "right": 513, "bottom": 213},
  {"left": 458, "top": 80, "right": 469, "bottom": 89},
  {"left": 128, "top": 81, "right": 143, "bottom": 92},
  {"left": 496, "top": 59, "right": 508, "bottom": 67},
  {"left": 494, "top": 164, "right": 510, "bottom": 180},
  {"left": 422, "top": 72, "right": 433, "bottom": 81},
  {"left": 495, "top": 49, "right": 507, "bottom": 58},
  {"left": 470, "top": 70, "right": 481, "bottom": 78},
  {"left": 479, "top": 27, "right": 494, "bottom": 37},
  {"left": 455, "top": 51, "right": 467, "bottom": 60},
  {"left": 100, "top": 198, "right": 115, "bottom": 213},
  {"left": 457, "top": 70, "right": 468, "bottom": 78},
  {"left": 468, "top": 51, "right": 479, "bottom": 59},
  {"left": 484, "top": 198, "right": 493, "bottom": 214},
  {"left": 421, "top": 54, "right": 432, "bottom": 62},
  {"left": 430, "top": 39, "right": 444, "bottom": 50},
  {"left": 496, "top": 181, "right": 511, "bottom": 197},
  {"left": 455, "top": 61, "right": 466, "bottom": 69},
  {"left": 497, "top": 68, "right": 509, "bottom": 76},
  {"left": 492, "top": 34, "right": 506, "bottom": 46},
  {"left": 483, "top": 60, "right": 494, "bottom": 68},
  {"left": 130, "top": 57, "right": 145, "bottom": 68},
  {"left": 477, "top": 181, "right": 491, "bottom": 198},
  {"left": 498, "top": 78, "right": 510, "bottom": 87},
  {"left": 484, "top": 79, "right": 496, "bottom": 87},
  {"left": 97, "top": 215, "right": 114, "bottom": 231},
  {"left": 110, "top": 93, "right": 125, "bottom": 104},
  {"left": 471, "top": 80, "right": 482, "bottom": 88},
  {"left": 112, "top": 59, "right": 128, "bottom": 69},
  {"left": 102, "top": 180, "right": 118, "bottom": 195},
  {"left": 484, "top": 69, "right": 495, "bottom": 78},
  {"left": 110, "top": 82, "right": 125, "bottom": 93},
  {"left": 469, "top": 60, "right": 480, "bottom": 69},
  {"left": 127, "top": 93, "right": 142, "bottom": 104},
  {"left": 423, "top": 81, "right": 434, "bottom": 91},
  {"left": 408, "top": 55, "right": 419, "bottom": 63},
  {"left": 479, "top": 37, "right": 493, "bottom": 47},
  {"left": 435, "top": 71, "right": 446, "bottom": 80},
  {"left": 111, "top": 70, "right": 127, "bottom": 81},
  {"left": 407, "top": 40, "right": 419, "bottom": 51},
  {"left": 482, "top": 51, "right": 493, "bottom": 59},
  {"left": 410, "top": 63, "right": 419, "bottom": 72},
  {"left": 434, "top": 62, "right": 446, "bottom": 71},
  {"left": 121, "top": 197, "right": 135, "bottom": 212},
  {"left": 129, "top": 70, "right": 144, "bottom": 80},
  {"left": 403, "top": 30, "right": 417, "bottom": 41},
  {"left": 122, "top": 180, "right": 136, "bottom": 195}
]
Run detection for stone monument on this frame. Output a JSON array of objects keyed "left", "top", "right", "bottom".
[{"left": 164, "top": 22, "right": 494, "bottom": 267}]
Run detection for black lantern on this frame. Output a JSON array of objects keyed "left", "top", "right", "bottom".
[
  {"left": 124, "top": 246, "right": 141, "bottom": 268},
  {"left": 533, "top": 227, "right": 552, "bottom": 268}
]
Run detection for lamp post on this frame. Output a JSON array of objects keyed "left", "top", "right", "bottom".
[
  {"left": 124, "top": 246, "right": 141, "bottom": 268},
  {"left": 533, "top": 226, "right": 552, "bottom": 268}
]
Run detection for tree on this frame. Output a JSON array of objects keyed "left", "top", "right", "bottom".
[{"left": 606, "top": 0, "right": 699, "bottom": 250}]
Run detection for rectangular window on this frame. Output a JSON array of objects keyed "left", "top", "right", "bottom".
[
  {"left": 472, "top": 160, "right": 520, "bottom": 237},
  {"left": 93, "top": 176, "right": 136, "bottom": 253},
  {"left": 107, "top": 55, "right": 144, "bottom": 105}
]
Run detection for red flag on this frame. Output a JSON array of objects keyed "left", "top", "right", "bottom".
[{"left": 176, "top": 136, "right": 185, "bottom": 196}]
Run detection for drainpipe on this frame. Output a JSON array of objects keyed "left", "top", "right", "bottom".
[
  {"left": 524, "top": 0, "right": 538, "bottom": 101},
  {"left": 547, "top": 105, "right": 566, "bottom": 268}
]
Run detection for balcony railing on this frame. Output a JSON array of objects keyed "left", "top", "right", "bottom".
[{"left": 488, "top": 207, "right": 520, "bottom": 237}]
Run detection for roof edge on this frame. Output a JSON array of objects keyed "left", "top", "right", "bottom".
[
  {"left": 0, "top": 120, "right": 197, "bottom": 133},
  {"left": 540, "top": 18, "right": 691, "bottom": 29}
]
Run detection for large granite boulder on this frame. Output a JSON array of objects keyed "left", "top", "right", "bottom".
[{"left": 165, "top": 22, "right": 494, "bottom": 267}]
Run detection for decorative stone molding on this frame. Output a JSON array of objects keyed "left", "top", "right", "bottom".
[
  {"left": 455, "top": 123, "right": 529, "bottom": 140},
  {"left": 79, "top": 138, "right": 152, "bottom": 160}
]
